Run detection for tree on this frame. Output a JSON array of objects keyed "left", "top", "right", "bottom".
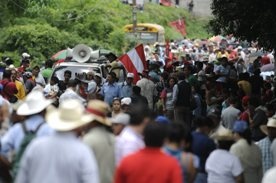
[{"left": 209, "top": 0, "right": 276, "bottom": 49}]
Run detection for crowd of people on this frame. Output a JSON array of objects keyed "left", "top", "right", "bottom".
[{"left": 0, "top": 35, "right": 276, "bottom": 183}]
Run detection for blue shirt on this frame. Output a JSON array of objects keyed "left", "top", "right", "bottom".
[
  {"left": 100, "top": 82, "right": 120, "bottom": 105},
  {"left": 1, "top": 114, "right": 54, "bottom": 157},
  {"left": 192, "top": 131, "right": 216, "bottom": 173},
  {"left": 119, "top": 82, "right": 133, "bottom": 98}
]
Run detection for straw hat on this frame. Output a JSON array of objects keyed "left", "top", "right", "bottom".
[
  {"left": 86, "top": 100, "right": 111, "bottom": 126},
  {"left": 260, "top": 116, "right": 276, "bottom": 135},
  {"left": 46, "top": 99, "right": 94, "bottom": 131},
  {"left": 213, "top": 127, "right": 234, "bottom": 141},
  {"left": 17, "top": 90, "right": 53, "bottom": 116}
]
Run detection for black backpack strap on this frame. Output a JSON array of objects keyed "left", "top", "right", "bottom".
[
  {"left": 21, "top": 122, "right": 28, "bottom": 134},
  {"left": 34, "top": 123, "right": 44, "bottom": 133},
  {"left": 21, "top": 122, "right": 44, "bottom": 134}
]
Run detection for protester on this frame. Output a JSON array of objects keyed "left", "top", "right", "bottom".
[
  {"left": 114, "top": 122, "right": 183, "bottom": 183},
  {"left": 111, "top": 98, "right": 121, "bottom": 117},
  {"left": 230, "top": 120, "right": 263, "bottom": 183},
  {"left": 119, "top": 73, "right": 134, "bottom": 98},
  {"left": 191, "top": 116, "right": 216, "bottom": 183},
  {"left": 115, "top": 104, "right": 152, "bottom": 165},
  {"left": 83, "top": 100, "right": 115, "bottom": 183},
  {"left": 136, "top": 70, "right": 156, "bottom": 109},
  {"left": 100, "top": 72, "right": 120, "bottom": 106},
  {"left": 257, "top": 116, "right": 276, "bottom": 173},
  {"left": 206, "top": 128, "right": 244, "bottom": 183},
  {"left": 160, "top": 76, "right": 177, "bottom": 120},
  {"left": 221, "top": 96, "right": 241, "bottom": 130},
  {"left": 1, "top": 91, "right": 53, "bottom": 157},
  {"left": 15, "top": 99, "right": 99, "bottom": 183},
  {"left": 173, "top": 71, "right": 193, "bottom": 128},
  {"left": 164, "top": 123, "right": 198, "bottom": 183},
  {"left": 59, "top": 79, "right": 85, "bottom": 104}
]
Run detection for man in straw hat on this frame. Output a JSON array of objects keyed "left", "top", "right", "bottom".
[
  {"left": 15, "top": 99, "right": 99, "bottom": 183},
  {"left": 259, "top": 115, "right": 276, "bottom": 170},
  {"left": 206, "top": 128, "right": 244, "bottom": 183},
  {"left": 83, "top": 100, "right": 115, "bottom": 183},
  {"left": 1, "top": 90, "right": 53, "bottom": 157}
]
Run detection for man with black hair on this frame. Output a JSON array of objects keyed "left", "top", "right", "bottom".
[
  {"left": 114, "top": 122, "right": 182, "bottom": 183},
  {"left": 173, "top": 71, "right": 192, "bottom": 128},
  {"left": 115, "top": 104, "right": 152, "bottom": 165},
  {"left": 100, "top": 72, "right": 120, "bottom": 106},
  {"left": 41, "top": 60, "right": 53, "bottom": 83},
  {"left": 59, "top": 79, "right": 85, "bottom": 104},
  {"left": 130, "top": 85, "right": 148, "bottom": 108},
  {"left": 32, "top": 66, "right": 46, "bottom": 87},
  {"left": 58, "top": 70, "right": 72, "bottom": 93},
  {"left": 191, "top": 116, "right": 216, "bottom": 183},
  {"left": 221, "top": 96, "right": 241, "bottom": 130}
]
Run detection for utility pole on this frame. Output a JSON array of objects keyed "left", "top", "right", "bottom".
[{"left": 132, "top": 0, "right": 137, "bottom": 40}]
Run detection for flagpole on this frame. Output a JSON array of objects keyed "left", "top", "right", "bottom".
[{"left": 132, "top": 0, "right": 137, "bottom": 41}]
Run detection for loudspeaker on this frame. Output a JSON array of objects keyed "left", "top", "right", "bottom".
[
  {"left": 66, "top": 48, "right": 73, "bottom": 58},
  {"left": 72, "top": 44, "right": 92, "bottom": 63},
  {"left": 90, "top": 50, "right": 100, "bottom": 60}
]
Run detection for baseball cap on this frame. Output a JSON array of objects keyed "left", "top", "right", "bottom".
[
  {"left": 121, "top": 97, "right": 131, "bottom": 106},
  {"left": 233, "top": 120, "right": 249, "bottom": 133},
  {"left": 111, "top": 113, "right": 130, "bottom": 125},
  {"left": 155, "top": 115, "right": 171, "bottom": 125},
  {"left": 127, "top": 73, "right": 134, "bottom": 78}
]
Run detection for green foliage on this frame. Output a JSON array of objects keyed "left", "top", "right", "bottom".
[
  {"left": 0, "top": 0, "right": 209, "bottom": 65},
  {"left": 0, "top": 24, "right": 83, "bottom": 66},
  {"left": 209, "top": 0, "right": 276, "bottom": 48}
]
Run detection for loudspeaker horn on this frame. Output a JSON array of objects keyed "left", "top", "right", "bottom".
[
  {"left": 72, "top": 44, "right": 92, "bottom": 63},
  {"left": 66, "top": 48, "right": 73, "bottom": 58},
  {"left": 90, "top": 50, "right": 100, "bottom": 60}
]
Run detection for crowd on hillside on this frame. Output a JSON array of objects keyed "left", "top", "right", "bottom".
[{"left": 1, "top": 35, "right": 276, "bottom": 183}]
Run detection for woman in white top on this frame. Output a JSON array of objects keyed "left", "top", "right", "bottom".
[{"left": 206, "top": 128, "right": 244, "bottom": 183}]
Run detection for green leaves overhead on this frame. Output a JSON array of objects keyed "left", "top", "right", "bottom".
[{"left": 209, "top": 0, "right": 276, "bottom": 49}]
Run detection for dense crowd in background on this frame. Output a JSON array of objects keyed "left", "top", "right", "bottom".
[{"left": 0, "top": 35, "right": 276, "bottom": 183}]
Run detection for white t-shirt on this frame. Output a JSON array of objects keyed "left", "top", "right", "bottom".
[{"left": 206, "top": 149, "right": 243, "bottom": 183}]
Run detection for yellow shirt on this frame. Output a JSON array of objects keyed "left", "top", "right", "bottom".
[{"left": 15, "top": 80, "right": 26, "bottom": 100}]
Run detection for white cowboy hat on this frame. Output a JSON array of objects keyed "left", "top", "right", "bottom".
[
  {"left": 86, "top": 100, "right": 111, "bottom": 126},
  {"left": 46, "top": 99, "right": 94, "bottom": 131},
  {"left": 260, "top": 115, "right": 276, "bottom": 135},
  {"left": 17, "top": 90, "right": 53, "bottom": 116},
  {"left": 213, "top": 127, "right": 234, "bottom": 141}
]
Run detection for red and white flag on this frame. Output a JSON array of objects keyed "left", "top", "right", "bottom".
[
  {"left": 160, "top": 0, "right": 172, "bottom": 6},
  {"left": 119, "top": 44, "right": 147, "bottom": 83},
  {"left": 169, "top": 18, "right": 187, "bottom": 36}
]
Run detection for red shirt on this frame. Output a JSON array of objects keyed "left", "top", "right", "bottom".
[{"left": 114, "top": 147, "right": 182, "bottom": 183}]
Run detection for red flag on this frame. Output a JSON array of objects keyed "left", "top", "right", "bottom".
[
  {"left": 169, "top": 18, "right": 187, "bottom": 36},
  {"left": 160, "top": 0, "right": 172, "bottom": 6},
  {"left": 118, "top": 44, "right": 147, "bottom": 83}
]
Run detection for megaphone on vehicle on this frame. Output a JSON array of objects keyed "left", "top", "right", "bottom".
[{"left": 72, "top": 44, "right": 92, "bottom": 63}]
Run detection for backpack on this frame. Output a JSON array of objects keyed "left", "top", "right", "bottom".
[{"left": 12, "top": 122, "right": 44, "bottom": 178}]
